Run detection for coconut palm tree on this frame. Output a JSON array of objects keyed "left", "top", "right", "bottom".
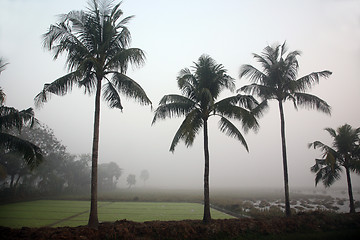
[
  {"left": 0, "top": 59, "right": 43, "bottom": 170},
  {"left": 239, "top": 42, "right": 332, "bottom": 216},
  {"left": 153, "top": 55, "right": 263, "bottom": 223},
  {"left": 34, "top": 0, "right": 151, "bottom": 228},
  {"left": 309, "top": 124, "right": 360, "bottom": 213}
]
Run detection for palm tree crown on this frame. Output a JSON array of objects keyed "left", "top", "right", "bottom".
[
  {"left": 34, "top": 0, "right": 150, "bottom": 228},
  {"left": 309, "top": 124, "right": 360, "bottom": 213},
  {"left": 153, "top": 55, "right": 262, "bottom": 223},
  {"left": 35, "top": 0, "right": 150, "bottom": 108},
  {"left": 240, "top": 42, "right": 331, "bottom": 113},
  {"left": 239, "top": 42, "right": 332, "bottom": 217},
  {"left": 153, "top": 55, "right": 261, "bottom": 151}
]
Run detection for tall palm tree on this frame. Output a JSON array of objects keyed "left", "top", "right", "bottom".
[
  {"left": 153, "top": 55, "right": 263, "bottom": 223},
  {"left": 239, "top": 42, "right": 332, "bottom": 216},
  {"left": 309, "top": 124, "right": 360, "bottom": 213},
  {"left": 0, "top": 59, "right": 43, "bottom": 170},
  {"left": 34, "top": 0, "right": 151, "bottom": 228}
]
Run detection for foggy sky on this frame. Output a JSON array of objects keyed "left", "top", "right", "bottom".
[{"left": 1, "top": 0, "right": 360, "bottom": 190}]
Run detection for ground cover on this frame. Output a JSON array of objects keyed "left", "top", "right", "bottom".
[
  {"left": 0, "top": 212, "right": 359, "bottom": 240},
  {"left": 0, "top": 200, "right": 233, "bottom": 228}
]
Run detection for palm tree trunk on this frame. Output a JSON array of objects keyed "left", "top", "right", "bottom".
[
  {"left": 203, "top": 119, "right": 211, "bottom": 223},
  {"left": 88, "top": 78, "right": 102, "bottom": 228},
  {"left": 278, "top": 101, "right": 291, "bottom": 217},
  {"left": 14, "top": 174, "right": 21, "bottom": 189},
  {"left": 10, "top": 174, "right": 15, "bottom": 189},
  {"left": 345, "top": 166, "right": 355, "bottom": 213}
]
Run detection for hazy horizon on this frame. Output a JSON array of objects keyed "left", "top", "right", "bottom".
[{"left": 1, "top": 0, "right": 359, "bottom": 191}]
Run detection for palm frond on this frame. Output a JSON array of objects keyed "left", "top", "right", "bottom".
[
  {"left": 170, "top": 109, "right": 203, "bottom": 152},
  {"left": 0, "top": 58, "right": 9, "bottom": 75},
  {"left": 177, "top": 68, "right": 197, "bottom": 99},
  {"left": 152, "top": 95, "right": 195, "bottom": 125},
  {"left": 238, "top": 84, "right": 276, "bottom": 100},
  {"left": 239, "top": 64, "right": 266, "bottom": 84},
  {"left": 251, "top": 99, "right": 269, "bottom": 118},
  {"left": 293, "top": 71, "right": 332, "bottom": 92},
  {"left": 0, "top": 132, "right": 43, "bottom": 170},
  {"left": 109, "top": 72, "right": 151, "bottom": 107},
  {"left": 349, "top": 157, "right": 360, "bottom": 174},
  {"left": 293, "top": 92, "right": 331, "bottom": 115},
  {"left": 158, "top": 94, "right": 194, "bottom": 105},
  {"left": 311, "top": 158, "right": 342, "bottom": 187},
  {"left": 102, "top": 81, "right": 123, "bottom": 109},
  {"left": 34, "top": 71, "right": 80, "bottom": 108},
  {"left": 106, "top": 48, "right": 145, "bottom": 73},
  {"left": 308, "top": 141, "right": 334, "bottom": 156},
  {"left": 213, "top": 97, "right": 259, "bottom": 133},
  {"left": 0, "top": 107, "right": 35, "bottom": 132},
  {"left": 218, "top": 117, "right": 248, "bottom": 152},
  {"left": 324, "top": 127, "right": 337, "bottom": 138},
  {"left": 252, "top": 53, "right": 272, "bottom": 75}
]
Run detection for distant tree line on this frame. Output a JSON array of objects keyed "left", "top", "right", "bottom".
[{"left": 0, "top": 124, "right": 122, "bottom": 201}]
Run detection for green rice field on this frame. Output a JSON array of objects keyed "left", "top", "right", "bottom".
[{"left": 0, "top": 200, "right": 233, "bottom": 228}]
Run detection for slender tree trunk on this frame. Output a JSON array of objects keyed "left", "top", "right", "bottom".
[
  {"left": 14, "top": 174, "right": 21, "bottom": 189},
  {"left": 10, "top": 174, "right": 15, "bottom": 189},
  {"left": 203, "top": 119, "right": 211, "bottom": 223},
  {"left": 278, "top": 101, "right": 291, "bottom": 217},
  {"left": 88, "top": 78, "right": 102, "bottom": 228},
  {"left": 345, "top": 165, "right": 355, "bottom": 213}
]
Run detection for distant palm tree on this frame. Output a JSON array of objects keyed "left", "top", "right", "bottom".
[
  {"left": 34, "top": 0, "right": 151, "bottom": 228},
  {"left": 0, "top": 59, "right": 43, "bottom": 170},
  {"left": 239, "top": 42, "right": 332, "bottom": 216},
  {"left": 309, "top": 124, "right": 360, "bottom": 213},
  {"left": 153, "top": 55, "right": 263, "bottom": 223}
]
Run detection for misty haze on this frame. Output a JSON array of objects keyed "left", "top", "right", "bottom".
[{"left": 0, "top": 0, "right": 359, "bottom": 239}]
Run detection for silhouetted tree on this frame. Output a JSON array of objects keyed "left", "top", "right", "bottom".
[
  {"left": 140, "top": 169, "right": 149, "bottom": 186},
  {"left": 99, "top": 162, "right": 122, "bottom": 190},
  {"left": 309, "top": 124, "right": 360, "bottom": 213},
  {"left": 1, "top": 124, "right": 68, "bottom": 194},
  {"left": 126, "top": 174, "right": 136, "bottom": 188},
  {"left": 34, "top": 0, "right": 151, "bottom": 228},
  {"left": 239, "top": 42, "right": 331, "bottom": 216},
  {"left": 63, "top": 154, "right": 91, "bottom": 194},
  {"left": 153, "top": 55, "right": 263, "bottom": 223}
]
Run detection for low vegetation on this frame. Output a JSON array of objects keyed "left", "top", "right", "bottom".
[{"left": 1, "top": 212, "right": 359, "bottom": 240}]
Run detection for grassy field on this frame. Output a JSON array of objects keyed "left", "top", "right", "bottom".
[{"left": 0, "top": 200, "right": 233, "bottom": 228}]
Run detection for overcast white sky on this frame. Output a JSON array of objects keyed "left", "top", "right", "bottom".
[{"left": 1, "top": 0, "right": 359, "bottom": 191}]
